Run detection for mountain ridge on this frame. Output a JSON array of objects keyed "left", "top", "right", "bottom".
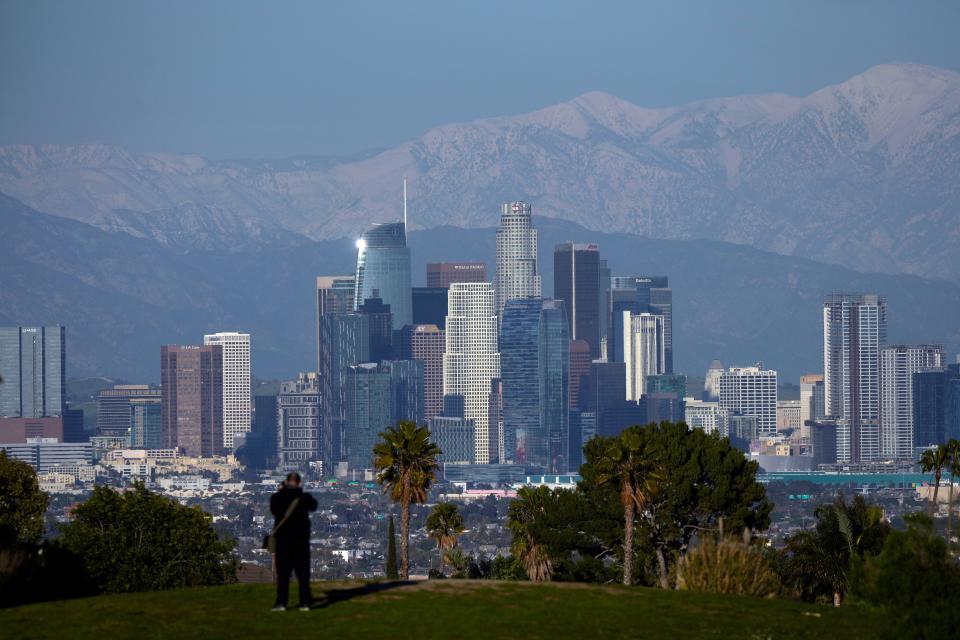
[{"left": 1, "top": 62, "right": 959, "bottom": 278}]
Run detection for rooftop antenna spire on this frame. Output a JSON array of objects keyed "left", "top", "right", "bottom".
[{"left": 403, "top": 178, "right": 408, "bottom": 236}]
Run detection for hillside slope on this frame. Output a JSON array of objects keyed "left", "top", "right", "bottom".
[
  {"left": 1, "top": 63, "right": 959, "bottom": 278},
  {"left": 0, "top": 580, "right": 882, "bottom": 640}
]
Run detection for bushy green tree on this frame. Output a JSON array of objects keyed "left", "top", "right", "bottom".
[
  {"left": 581, "top": 422, "right": 771, "bottom": 588},
  {"left": 853, "top": 513, "right": 960, "bottom": 639},
  {"left": 0, "top": 450, "right": 48, "bottom": 547},
  {"left": 60, "top": 484, "right": 236, "bottom": 593}
]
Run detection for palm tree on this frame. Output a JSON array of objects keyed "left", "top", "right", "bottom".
[
  {"left": 920, "top": 445, "right": 950, "bottom": 515},
  {"left": 594, "top": 429, "right": 661, "bottom": 586},
  {"left": 507, "top": 486, "right": 554, "bottom": 582},
  {"left": 426, "top": 502, "right": 465, "bottom": 572},
  {"left": 946, "top": 439, "right": 960, "bottom": 547},
  {"left": 373, "top": 421, "right": 441, "bottom": 580}
]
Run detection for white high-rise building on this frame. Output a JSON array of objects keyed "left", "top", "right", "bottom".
[
  {"left": 684, "top": 398, "right": 729, "bottom": 436},
  {"left": 823, "top": 294, "right": 887, "bottom": 462},
  {"left": 495, "top": 202, "right": 541, "bottom": 315},
  {"left": 203, "top": 332, "right": 251, "bottom": 449},
  {"left": 622, "top": 312, "right": 665, "bottom": 401},
  {"left": 879, "top": 344, "right": 944, "bottom": 460},
  {"left": 443, "top": 283, "right": 500, "bottom": 464},
  {"left": 718, "top": 365, "right": 778, "bottom": 437}
]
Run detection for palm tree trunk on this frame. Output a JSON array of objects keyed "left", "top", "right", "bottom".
[
  {"left": 401, "top": 498, "right": 411, "bottom": 580},
  {"left": 655, "top": 547, "right": 670, "bottom": 589},
  {"left": 931, "top": 470, "right": 941, "bottom": 515},
  {"left": 949, "top": 480, "right": 955, "bottom": 550},
  {"left": 623, "top": 501, "right": 635, "bottom": 585}
]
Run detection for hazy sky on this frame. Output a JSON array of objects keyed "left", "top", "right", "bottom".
[{"left": 2, "top": 0, "right": 959, "bottom": 159}]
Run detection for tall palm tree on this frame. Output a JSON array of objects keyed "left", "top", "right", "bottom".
[
  {"left": 920, "top": 445, "right": 950, "bottom": 514},
  {"left": 507, "top": 486, "right": 554, "bottom": 582},
  {"left": 594, "top": 429, "right": 661, "bottom": 586},
  {"left": 946, "top": 439, "right": 960, "bottom": 547},
  {"left": 373, "top": 421, "right": 441, "bottom": 580},
  {"left": 426, "top": 502, "right": 464, "bottom": 572}
]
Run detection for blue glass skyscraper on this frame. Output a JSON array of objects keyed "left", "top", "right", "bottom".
[
  {"left": 500, "top": 299, "right": 569, "bottom": 471},
  {"left": 354, "top": 222, "right": 412, "bottom": 330}
]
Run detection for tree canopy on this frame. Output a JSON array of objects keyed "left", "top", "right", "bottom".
[
  {"left": 59, "top": 484, "right": 236, "bottom": 593},
  {"left": 0, "top": 450, "right": 48, "bottom": 547}
]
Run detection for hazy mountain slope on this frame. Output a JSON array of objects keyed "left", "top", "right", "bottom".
[
  {"left": 2, "top": 194, "right": 957, "bottom": 382},
  {"left": 1, "top": 63, "right": 959, "bottom": 278}
]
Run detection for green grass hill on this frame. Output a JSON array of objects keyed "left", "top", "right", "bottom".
[{"left": 0, "top": 580, "right": 882, "bottom": 639}]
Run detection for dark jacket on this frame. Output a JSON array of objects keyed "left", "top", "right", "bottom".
[{"left": 270, "top": 486, "right": 318, "bottom": 545}]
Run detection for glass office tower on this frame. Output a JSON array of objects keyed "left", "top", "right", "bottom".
[
  {"left": 0, "top": 325, "right": 65, "bottom": 418},
  {"left": 354, "top": 222, "right": 412, "bottom": 330},
  {"left": 500, "top": 298, "right": 569, "bottom": 471}
]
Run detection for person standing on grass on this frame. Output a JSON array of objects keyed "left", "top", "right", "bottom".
[{"left": 269, "top": 471, "right": 318, "bottom": 611}]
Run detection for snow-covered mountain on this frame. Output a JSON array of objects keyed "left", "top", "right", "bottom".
[{"left": 2, "top": 63, "right": 958, "bottom": 278}]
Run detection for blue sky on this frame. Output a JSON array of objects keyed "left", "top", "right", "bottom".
[{"left": 2, "top": 0, "right": 959, "bottom": 159}]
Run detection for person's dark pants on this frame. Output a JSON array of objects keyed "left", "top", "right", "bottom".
[{"left": 275, "top": 542, "right": 311, "bottom": 607}]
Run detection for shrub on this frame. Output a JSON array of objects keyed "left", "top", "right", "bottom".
[{"left": 677, "top": 528, "right": 780, "bottom": 598}]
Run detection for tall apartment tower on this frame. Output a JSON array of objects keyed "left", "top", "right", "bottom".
[
  {"left": 160, "top": 344, "right": 223, "bottom": 457},
  {"left": 277, "top": 372, "right": 321, "bottom": 471},
  {"left": 879, "top": 344, "right": 943, "bottom": 460},
  {"left": 495, "top": 202, "right": 541, "bottom": 315},
  {"left": 354, "top": 222, "right": 412, "bottom": 329},
  {"left": 0, "top": 326, "right": 65, "bottom": 418},
  {"left": 823, "top": 293, "right": 887, "bottom": 462},
  {"left": 623, "top": 312, "right": 665, "bottom": 401},
  {"left": 203, "top": 332, "right": 251, "bottom": 450},
  {"left": 316, "top": 275, "right": 355, "bottom": 371},
  {"left": 427, "top": 262, "right": 487, "bottom": 288},
  {"left": 553, "top": 242, "right": 601, "bottom": 359},
  {"left": 408, "top": 324, "right": 445, "bottom": 421},
  {"left": 443, "top": 283, "right": 500, "bottom": 464},
  {"left": 718, "top": 365, "right": 778, "bottom": 437}
]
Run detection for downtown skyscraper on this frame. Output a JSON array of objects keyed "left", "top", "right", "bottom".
[
  {"left": 553, "top": 242, "right": 601, "bottom": 359},
  {"left": 495, "top": 202, "right": 541, "bottom": 315},
  {"left": 622, "top": 312, "right": 666, "bottom": 401},
  {"left": 0, "top": 326, "right": 65, "bottom": 418},
  {"left": 160, "top": 344, "right": 223, "bottom": 457},
  {"left": 443, "top": 282, "right": 500, "bottom": 464},
  {"left": 203, "top": 332, "right": 251, "bottom": 450},
  {"left": 354, "top": 221, "right": 412, "bottom": 329},
  {"left": 500, "top": 298, "right": 570, "bottom": 470},
  {"left": 823, "top": 293, "right": 887, "bottom": 462}
]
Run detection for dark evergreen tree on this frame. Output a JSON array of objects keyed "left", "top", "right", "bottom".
[{"left": 386, "top": 515, "right": 399, "bottom": 580}]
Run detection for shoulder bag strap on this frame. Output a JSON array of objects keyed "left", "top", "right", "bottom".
[{"left": 271, "top": 497, "right": 301, "bottom": 536}]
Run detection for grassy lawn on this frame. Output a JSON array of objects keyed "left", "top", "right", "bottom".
[{"left": 0, "top": 580, "right": 883, "bottom": 639}]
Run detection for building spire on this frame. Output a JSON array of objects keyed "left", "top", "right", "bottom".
[{"left": 403, "top": 177, "right": 408, "bottom": 238}]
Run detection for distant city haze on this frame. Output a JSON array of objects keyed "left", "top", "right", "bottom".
[{"left": 2, "top": 1, "right": 959, "bottom": 159}]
